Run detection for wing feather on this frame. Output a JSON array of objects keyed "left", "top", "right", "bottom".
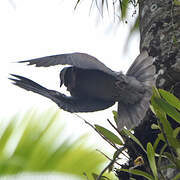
[
  {"left": 9, "top": 74, "right": 115, "bottom": 112},
  {"left": 18, "top": 53, "right": 116, "bottom": 76}
]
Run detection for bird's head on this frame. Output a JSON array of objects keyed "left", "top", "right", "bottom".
[
  {"left": 60, "top": 67, "right": 75, "bottom": 88},
  {"left": 59, "top": 67, "right": 69, "bottom": 87}
]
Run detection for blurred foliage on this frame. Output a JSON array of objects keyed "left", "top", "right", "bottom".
[
  {"left": 75, "top": 0, "right": 138, "bottom": 19},
  {"left": 0, "top": 109, "right": 115, "bottom": 179},
  {"left": 75, "top": 0, "right": 139, "bottom": 51}
]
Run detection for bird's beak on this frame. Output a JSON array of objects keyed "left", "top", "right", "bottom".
[
  {"left": 60, "top": 80, "right": 63, "bottom": 87},
  {"left": 60, "top": 68, "right": 66, "bottom": 88}
]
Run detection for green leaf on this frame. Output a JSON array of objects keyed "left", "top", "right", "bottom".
[
  {"left": 120, "top": 169, "right": 154, "bottom": 180},
  {"left": 164, "top": 152, "right": 180, "bottom": 169},
  {"left": 92, "top": 173, "right": 110, "bottom": 180},
  {"left": 172, "top": 172, "right": 180, "bottom": 180},
  {"left": 173, "top": 127, "right": 180, "bottom": 138},
  {"left": 157, "top": 133, "right": 165, "bottom": 142},
  {"left": 95, "top": 124, "right": 123, "bottom": 145},
  {"left": 153, "top": 135, "right": 161, "bottom": 152},
  {"left": 112, "top": 110, "right": 118, "bottom": 123},
  {"left": 157, "top": 143, "right": 167, "bottom": 170},
  {"left": 159, "top": 89, "right": 180, "bottom": 111},
  {"left": 0, "top": 109, "right": 109, "bottom": 178},
  {"left": 174, "top": 0, "right": 180, "bottom": 6},
  {"left": 150, "top": 104, "right": 156, "bottom": 115},
  {"left": 122, "top": 128, "right": 146, "bottom": 153},
  {"left": 151, "top": 88, "right": 180, "bottom": 152},
  {"left": 151, "top": 124, "right": 160, "bottom": 130},
  {"left": 121, "top": 0, "right": 129, "bottom": 20},
  {"left": 0, "top": 119, "right": 15, "bottom": 160},
  {"left": 147, "top": 143, "right": 158, "bottom": 180},
  {"left": 154, "top": 97, "right": 180, "bottom": 124}
]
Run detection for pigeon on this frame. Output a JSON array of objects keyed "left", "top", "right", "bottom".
[{"left": 9, "top": 51, "right": 155, "bottom": 130}]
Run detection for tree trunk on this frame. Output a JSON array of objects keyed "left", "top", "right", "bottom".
[
  {"left": 116, "top": 0, "right": 180, "bottom": 179},
  {"left": 139, "top": 0, "right": 180, "bottom": 178},
  {"left": 139, "top": 0, "right": 180, "bottom": 94}
]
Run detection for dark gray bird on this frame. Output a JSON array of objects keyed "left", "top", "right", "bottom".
[{"left": 9, "top": 51, "right": 155, "bottom": 130}]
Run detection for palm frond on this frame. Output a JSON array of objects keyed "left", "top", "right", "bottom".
[
  {"left": 75, "top": 0, "right": 137, "bottom": 21},
  {"left": 0, "top": 109, "right": 108, "bottom": 179}
]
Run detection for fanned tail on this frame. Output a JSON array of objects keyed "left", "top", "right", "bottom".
[{"left": 117, "top": 51, "right": 156, "bottom": 130}]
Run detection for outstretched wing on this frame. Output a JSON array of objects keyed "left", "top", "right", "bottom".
[
  {"left": 18, "top": 53, "right": 116, "bottom": 76},
  {"left": 9, "top": 74, "right": 115, "bottom": 112}
]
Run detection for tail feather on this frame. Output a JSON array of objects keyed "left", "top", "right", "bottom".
[
  {"left": 9, "top": 74, "right": 52, "bottom": 99},
  {"left": 132, "top": 57, "right": 154, "bottom": 77},
  {"left": 138, "top": 65, "right": 155, "bottom": 86},
  {"left": 127, "top": 51, "right": 155, "bottom": 84},
  {"left": 127, "top": 51, "right": 156, "bottom": 87},
  {"left": 126, "top": 51, "right": 150, "bottom": 76},
  {"left": 117, "top": 51, "right": 156, "bottom": 130},
  {"left": 117, "top": 90, "right": 151, "bottom": 130},
  {"left": 133, "top": 62, "right": 154, "bottom": 79}
]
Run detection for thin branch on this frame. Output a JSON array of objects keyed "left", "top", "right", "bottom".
[
  {"left": 74, "top": 0, "right": 80, "bottom": 10},
  {"left": 89, "top": 0, "right": 95, "bottom": 15},
  {"left": 74, "top": 114, "right": 118, "bottom": 150},
  {"left": 95, "top": 0, "right": 103, "bottom": 17},
  {"left": 105, "top": 119, "right": 130, "bottom": 159},
  {"left": 107, "top": 118, "right": 120, "bottom": 135},
  {"left": 96, "top": 149, "right": 122, "bottom": 166},
  {"left": 96, "top": 148, "right": 122, "bottom": 180},
  {"left": 96, "top": 149, "right": 112, "bottom": 161},
  {"left": 74, "top": 114, "right": 131, "bottom": 178}
]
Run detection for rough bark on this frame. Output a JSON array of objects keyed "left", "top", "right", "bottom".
[
  {"left": 139, "top": 0, "right": 180, "bottom": 94},
  {"left": 139, "top": 0, "right": 180, "bottom": 178},
  {"left": 116, "top": 0, "right": 180, "bottom": 179}
]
